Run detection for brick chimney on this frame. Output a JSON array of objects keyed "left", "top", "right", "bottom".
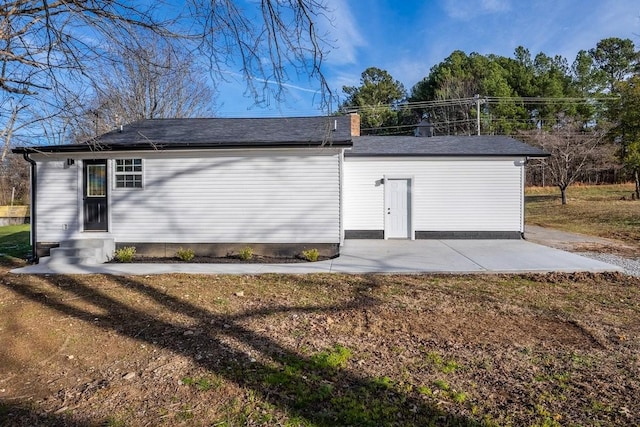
[{"left": 350, "top": 113, "right": 361, "bottom": 137}]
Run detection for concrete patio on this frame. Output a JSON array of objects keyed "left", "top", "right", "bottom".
[{"left": 10, "top": 238, "right": 621, "bottom": 276}]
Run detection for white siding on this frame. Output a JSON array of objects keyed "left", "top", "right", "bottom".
[
  {"left": 344, "top": 157, "right": 525, "bottom": 233},
  {"left": 109, "top": 151, "right": 341, "bottom": 243},
  {"left": 35, "top": 158, "right": 80, "bottom": 241}
]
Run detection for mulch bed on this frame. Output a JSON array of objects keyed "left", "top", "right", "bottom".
[{"left": 118, "top": 254, "right": 334, "bottom": 264}]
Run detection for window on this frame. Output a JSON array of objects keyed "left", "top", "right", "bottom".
[
  {"left": 115, "top": 159, "right": 143, "bottom": 188},
  {"left": 87, "top": 164, "right": 106, "bottom": 196}
]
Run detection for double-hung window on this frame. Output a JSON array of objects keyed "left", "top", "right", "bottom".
[{"left": 114, "top": 159, "right": 143, "bottom": 188}]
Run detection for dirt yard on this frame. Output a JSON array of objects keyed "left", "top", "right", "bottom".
[{"left": 1, "top": 259, "right": 639, "bottom": 426}]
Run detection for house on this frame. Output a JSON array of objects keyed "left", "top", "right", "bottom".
[{"left": 13, "top": 114, "right": 547, "bottom": 263}]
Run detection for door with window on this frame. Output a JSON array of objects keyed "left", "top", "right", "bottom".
[{"left": 83, "top": 159, "right": 108, "bottom": 231}]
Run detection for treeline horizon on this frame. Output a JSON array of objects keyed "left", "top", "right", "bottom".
[{"left": 339, "top": 37, "right": 640, "bottom": 198}]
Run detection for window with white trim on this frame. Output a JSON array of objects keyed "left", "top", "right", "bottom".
[{"left": 114, "top": 159, "right": 143, "bottom": 188}]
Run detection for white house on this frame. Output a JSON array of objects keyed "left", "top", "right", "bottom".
[{"left": 14, "top": 114, "right": 547, "bottom": 263}]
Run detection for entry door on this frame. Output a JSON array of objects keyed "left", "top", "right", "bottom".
[
  {"left": 385, "top": 178, "right": 411, "bottom": 239},
  {"left": 83, "top": 159, "right": 108, "bottom": 231}
]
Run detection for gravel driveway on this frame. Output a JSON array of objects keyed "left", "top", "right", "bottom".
[
  {"left": 525, "top": 225, "right": 640, "bottom": 277},
  {"left": 577, "top": 252, "right": 640, "bottom": 277}
]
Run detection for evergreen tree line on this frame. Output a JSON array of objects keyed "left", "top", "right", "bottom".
[{"left": 339, "top": 37, "right": 640, "bottom": 198}]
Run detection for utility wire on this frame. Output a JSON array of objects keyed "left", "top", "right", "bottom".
[
  {"left": 342, "top": 95, "right": 618, "bottom": 114},
  {"left": 351, "top": 95, "right": 618, "bottom": 135}
]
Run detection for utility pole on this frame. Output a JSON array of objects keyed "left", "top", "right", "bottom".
[{"left": 474, "top": 94, "right": 481, "bottom": 135}]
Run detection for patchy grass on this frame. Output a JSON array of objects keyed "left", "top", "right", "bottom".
[
  {"left": 0, "top": 224, "right": 30, "bottom": 260},
  {"left": 526, "top": 183, "right": 640, "bottom": 246},
  {"left": 1, "top": 267, "right": 639, "bottom": 426}
]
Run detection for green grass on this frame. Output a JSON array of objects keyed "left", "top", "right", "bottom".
[
  {"left": 181, "top": 376, "right": 223, "bottom": 391},
  {"left": 0, "top": 224, "right": 30, "bottom": 259},
  {"left": 425, "top": 351, "right": 462, "bottom": 374},
  {"left": 525, "top": 183, "right": 640, "bottom": 245},
  {"left": 311, "top": 344, "right": 352, "bottom": 370}
]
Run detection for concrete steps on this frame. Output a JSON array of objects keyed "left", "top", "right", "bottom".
[{"left": 45, "top": 238, "right": 115, "bottom": 265}]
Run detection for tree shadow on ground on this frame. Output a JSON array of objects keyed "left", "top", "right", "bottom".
[
  {"left": 2, "top": 273, "right": 480, "bottom": 426},
  {"left": 0, "top": 403, "right": 90, "bottom": 427}
]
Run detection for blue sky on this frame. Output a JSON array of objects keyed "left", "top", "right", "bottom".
[{"left": 214, "top": 0, "right": 640, "bottom": 117}]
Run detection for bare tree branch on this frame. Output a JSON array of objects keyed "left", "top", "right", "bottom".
[
  {"left": 71, "top": 35, "right": 216, "bottom": 141},
  {"left": 1, "top": 0, "right": 333, "bottom": 158}
]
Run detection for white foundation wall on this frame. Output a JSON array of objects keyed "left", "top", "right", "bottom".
[{"left": 343, "top": 157, "right": 525, "bottom": 233}]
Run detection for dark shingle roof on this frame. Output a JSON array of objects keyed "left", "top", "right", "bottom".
[
  {"left": 13, "top": 116, "right": 353, "bottom": 154},
  {"left": 346, "top": 135, "right": 549, "bottom": 157}
]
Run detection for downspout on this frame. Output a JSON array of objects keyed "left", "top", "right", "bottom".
[
  {"left": 520, "top": 157, "right": 529, "bottom": 240},
  {"left": 22, "top": 152, "right": 39, "bottom": 263},
  {"left": 339, "top": 148, "right": 345, "bottom": 247}
]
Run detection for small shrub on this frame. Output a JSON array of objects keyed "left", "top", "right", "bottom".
[
  {"left": 114, "top": 246, "right": 136, "bottom": 263},
  {"left": 300, "top": 248, "right": 320, "bottom": 262},
  {"left": 238, "top": 247, "right": 253, "bottom": 261},
  {"left": 176, "top": 247, "right": 195, "bottom": 261}
]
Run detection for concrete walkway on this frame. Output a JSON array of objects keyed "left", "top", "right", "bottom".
[{"left": 11, "top": 237, "right": 621, "bottom": 276}]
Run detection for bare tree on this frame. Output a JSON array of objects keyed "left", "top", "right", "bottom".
[
  {"left": 0, "top": 99, "right": 24, "bottom": 160},
  {"left": 1, "top": 0, "right": 332, "bottom": 149},
  {"left": 0, "top": 94, "right": 69, "bottom": 160},
  {"left": 72, "top": 36, "right": 216, "bottom": 140},
  {"left": 99, "top": 40, "right": 214, "bottom": 121},
  {"left": 521, "top": 119, "right": 608, "bottom": 204},
  {"left": 432, "top": 78, "right": 478, "bottom": 135},
  {"left": 1, "top": 1, "right": 330, "bottom": 97},
  {"left": 0, "top": 153, "right": 29, "bottom": 205}
]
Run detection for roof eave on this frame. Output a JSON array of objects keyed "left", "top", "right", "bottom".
[
  {"left": 344, "top": 152, "right": 550, "bottom": 158},
  {"left": 13, "top": 140, "right": 353, "bottom": 155}
]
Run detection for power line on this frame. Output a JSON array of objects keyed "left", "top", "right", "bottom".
[
  {"left": 349, "top": 95, "right": 619, "bottom": 135},
  {"left": 342, "top": 95, "right": 618, "bottom": 115}
]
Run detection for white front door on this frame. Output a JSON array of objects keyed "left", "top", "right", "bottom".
[{"left": 385, "top": 178, "right": 411, "bottom": 239}]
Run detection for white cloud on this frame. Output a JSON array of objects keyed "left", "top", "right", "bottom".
[
  {"left": 320, "top": 0, "right": 366, "bottom": 65},
  {"left": 481, "top": 0, "right": 511, "bottom": 13},
  {"left": 332, "top": 70, "right": 361, "bottom": 90},
  {"left": 443, "top": 0, "right": 511, "bottom": 20},
  {"left": 519, "top": 1, "right": 640, "bottom": 63},
  {"left": 391, "top": 59, "right": 433, "bottom": 91},
  {"left": 562, "top": 2, "right": 640, "bottom": 55}
]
